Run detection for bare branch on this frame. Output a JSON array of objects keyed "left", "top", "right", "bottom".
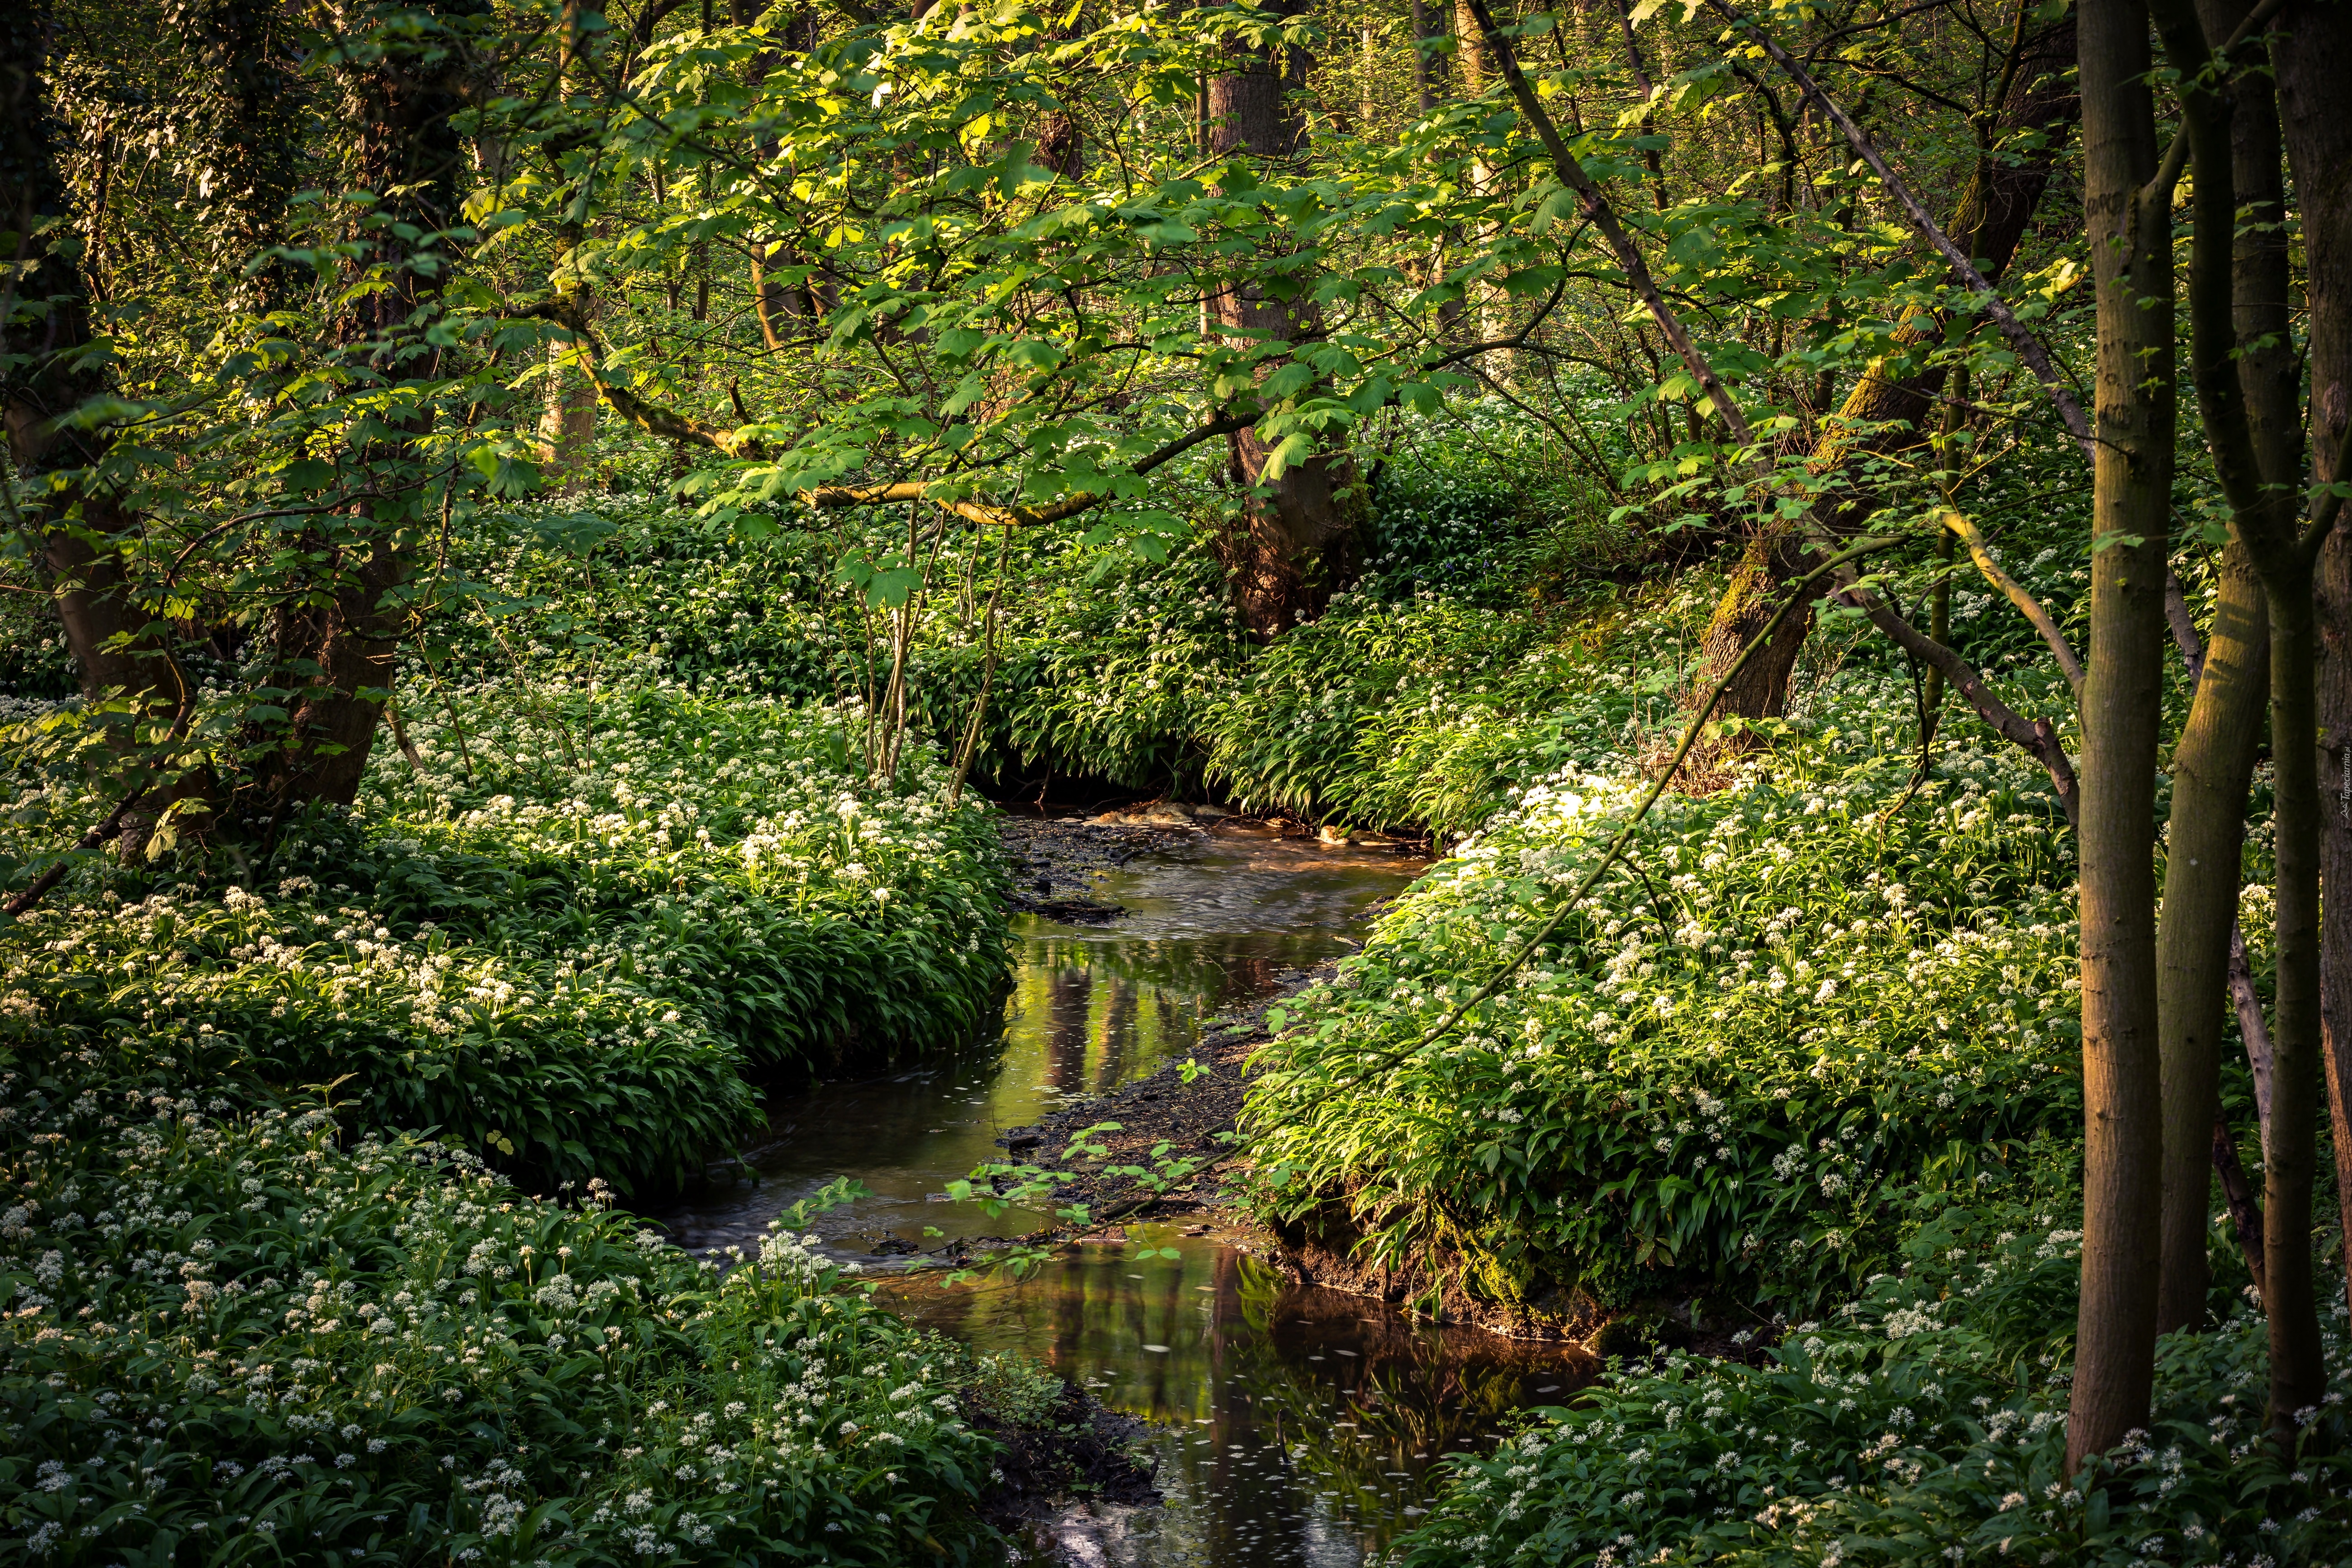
[
  {"left": 2230, "top": 925, "right": 2276, "bottom": 1136},
  {"left": 1939, "top": 506, "right": 2085, "bottom": 700},
  {"left": 1831, "top": 564, "right": 2081, "bottom": 824}
]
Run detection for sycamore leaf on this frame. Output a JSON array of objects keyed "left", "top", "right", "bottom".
[{"left": 1259, "top": 431, "right": 1317, "bottom": 482}]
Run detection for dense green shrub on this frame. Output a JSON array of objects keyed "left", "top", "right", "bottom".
[
  {"left": 0, "top": 880, "right": 757, "bottom": 1199},
  {"left": 1390, "top": 1161, "right": 2352, "bottom": 1567},
  {"left": 402, "top": 404, "right": 1657, "bottom": 826},
  {"left": 1245, "top": 671, "right": 2091, "bottom": 1316},
  {"left": 0, "top": 1043, "right": 1004, "bottom": 1566}
]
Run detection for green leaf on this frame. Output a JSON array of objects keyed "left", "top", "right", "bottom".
[{"left": 285, "top": 458, "right": 337, "bottom": 493}]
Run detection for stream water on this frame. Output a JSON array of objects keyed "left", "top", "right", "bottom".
[{"left": 659, "top": 820, "right": 1592, "bottom": 1565}]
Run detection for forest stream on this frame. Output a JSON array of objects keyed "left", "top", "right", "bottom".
[{"left": 658, "top": 818, "right": 1595, "bottom": 1566}]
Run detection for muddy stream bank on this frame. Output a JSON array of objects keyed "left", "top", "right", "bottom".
[{"left": 658, "top": 814, "right": 1596, "bottom": 1565}]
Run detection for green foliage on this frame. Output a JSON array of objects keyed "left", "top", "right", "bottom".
[
  {"left": 1245, "top": 669, "right": 2087, "bottom": 1315},
  {"left": 434, "top": 408, "right": 1677, "bottom": 836},
  {"left": 360, "top": 681, "right": 1016, "bottom": 1072},
  {"left": 1390, "top": 1161, "right": 2352, "bottom": 1567},
  {"left": 0, "top": 876, "right": 755, "bottom": 1199},
  {"left": 0, "top": 1045, "right": 1003, "bottom": 1566},
  {"left": 2, "top": 685, "right": 1012, "bottom": 1195}
]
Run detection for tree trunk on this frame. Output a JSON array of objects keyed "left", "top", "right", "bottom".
[
  {"left": 1693, "top": 21, "right": 2077, "bottom": 726},
  {"left": 169, "top": 0, "right": 307, "bottom": 309},
  {"left": 541, "top": 0, "right": 601, "bottom": 479},
  {"left": 247, "top": 1, "right": 474, "bottom": 814},
  {"left": 2154, "top": 545, "right": 2267, "bottom": 1334},
  {"left": 3, "top": 0, "right": 200, "bottom": 854},
  {"left": 2288, "top": 0, "right": 2352, "bottom": 1331},
  {"left": 2262, "top": 568, "right": 2330, "bottom": 1435},
  {"left": 2153, "top": 0, "right": 2302, "bottom": 1336},
  {"left": 1409, "top": 0, "right": 1435, "bottom": 112},
  {"left": 2065, "top": 0, "right": 2175, "bottom": 1478},
  {"left": 1205, "top": 7, "right": 1365, "bottom": 638},
  {"left": 1452, "top": 0, "right": 1486, "bottom": 94},
  {"left": 542, "top": 294, "right": 601, "bottom": 479},
  {"left": 2152, "top": 0, "right": 2328, "bottom": 1433}
]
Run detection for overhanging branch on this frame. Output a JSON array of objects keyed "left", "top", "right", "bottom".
[{"left": 1700, "top": 0, "right": 2096, "bottom": 464}]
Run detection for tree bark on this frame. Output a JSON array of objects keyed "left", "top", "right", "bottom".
[
  {"left": 1452, "top": 0, "right": 1486, "bottom": 95},
  {"left": 2151, "top": 0, "right": 2326, "bottom": 1435},
  {"left": 2066, "top": 0, "right": 2173, "bottom": 1478},
  {"left": 165, "top": 0, "right": 307, "bottom": 308},
  {"left": 2154, "top": 544, "right": 2267, "bottom": 1333},
  {"left": 1204, "top": 4, "right": 1365, "bottom": 638},
  {"left": 2261, "top": 567, "right": 2330, "bottom": 1434},
  {"left": 541, "top": 0, "right": 601, "bottom": 479},
  {"left": 2287, "top": 0, "right": 2352, "bottom": 1331},
  {"left": 2153, "top": 0, "right": 2298, "bottom": 1331},
  {"left": 1409, "top": 0, "right": 1435, "bottom": 112},
  {"left": 247, "top": 0, "right": 475, "bottom": 814},
  {"left": 3, "top": 0, "right": 193, "bottom": 852},
  {"left": 1693, "top": 21, "right": 2077, "bottom": 727}
]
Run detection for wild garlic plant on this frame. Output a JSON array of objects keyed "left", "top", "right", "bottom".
[
  {"left": 1391, "top": 1166, "right": 2352, "bottom": 1568},
  {"left": 2, "top": 687, "right": 1013, "bottom": 1193},
  {"left": 1246, "top": 670, "right": 2096, "bottom": 1316},
  {"left": 0, "top": 1050, "right": 999, "bottom": 1566}
]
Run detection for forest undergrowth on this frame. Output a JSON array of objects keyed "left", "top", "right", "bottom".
[
  {"left": 0, "top": 683, "right": 1034, "bottom": 1560},
  {"left": 429, "top": 422, "right": 2347, "bottom": 1557},
  {"left": 9, "top": 420, "right": 2351, "bottom": 1563}
]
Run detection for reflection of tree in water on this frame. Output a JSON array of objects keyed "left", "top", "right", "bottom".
[
  {"left": 1221, "top": 1265, "right": 1595, "bottom": 1529},
  {"left": 1043, "top": 966, "right": 1091, "bottom": 1093},
  {"left": 877, "top": 1238, "right": 1589, "bottom": 1563},
  {"left": 1007, "top": 928, "right": 1348, "bottom": 1099},
  {"left": 1017, "top": 930, "right": 1340, "bottom": 1002}
]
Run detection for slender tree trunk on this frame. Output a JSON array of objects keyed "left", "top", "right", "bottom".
[
  {"left": 2155, "top": 545, "right": 2267, "bottom": 1333},
  {"left": 541, "top": 0, "right": 602, "bottom": 479},
  {"left": 2262, "top": 569, "right": 2330, "bottom": 1434},
  {"left": 2287, "top": 0, "right": 2352, "bottom": 1328},
  {"left": 1409, "top": 0, "right": 1434, "bottom": 112},
  {"left": 2151, "top": 0, "right": 2326, "bottom": 1431},
  {"left": 2066, "top": 0, "right": 2174, "bottom": 1478},
  {"left": 542, "top": 299, "right": 600, "bottom": 479},
  {"left": 1451, "top": 0, "right": 1485, "bottom": 93},
  {"left": 2146, "top": 0, "right": 2297, "bottom": 1329}
]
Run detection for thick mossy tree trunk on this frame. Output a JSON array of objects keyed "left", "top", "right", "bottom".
[
  {"left": 1692, "top": 20, "right": 2077, "bottom": 725},
  {"left": 2066, "top": 0, "right": 2174, "bottom": 1478},
  {"left": 3, "top": 1, "right": 207, "bottom": 853},
  {"left": 5, "top": 7, "right": 144, "bottom": 703},
  {"left": 1204, "top": 6, "right": 1365, "bottom": 639}
]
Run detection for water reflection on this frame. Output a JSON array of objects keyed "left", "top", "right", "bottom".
[
  {"left": 658, "top": 825, "right": 1420, "bottom": 1261},
  {"left": 885, "top": 1226, "right": 1592, "bottom": 1566},
  {"left": 654, "top": 824, "right": 1596, "bottom": 1565}
]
